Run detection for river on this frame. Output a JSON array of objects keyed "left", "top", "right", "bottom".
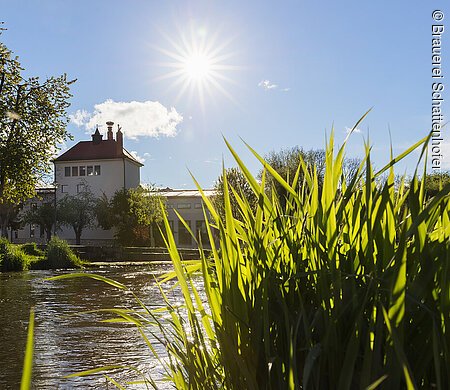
[{"left": 0, "top": 264, "right": 182, "bottom": 389}]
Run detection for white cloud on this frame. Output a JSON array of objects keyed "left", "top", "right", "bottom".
[
  {"left": 130, "top": 151, "right": 146, "bottom": 164},
  {"left": 204, "top": 157, "right": 220, "bottom": 164},
  {"left": 49, "top": 141, "right": 68, "bottom": 159},
  {"left": 258, "top": 80, "right": 278, "bottom": 90},
  {"left": 281, "top": 88, "right": 291, "bottom": 92},
  {"left": 142, "top": 152, "right": 155, "bottom": 161},
  {"left": 69, "top": 109, "right": 91, "bottom": 127},
  {"left": 70, "top": 100, "right": 183, "bottom": 139},
  {"left": 345, "top": 126, "right": 362, "bottom": 134}
]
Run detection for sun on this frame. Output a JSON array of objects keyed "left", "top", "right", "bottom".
[
  {"left": 183, "top": 53, "right": 212, "bottom": 81},
  {"left": 154, "top": 24, "right": 239, "bottom": 109}
]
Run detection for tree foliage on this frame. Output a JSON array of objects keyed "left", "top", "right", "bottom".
[
  {"left": 0, "top": 41, "right": 74, "bottom": 205},
  {"left": 95, "top": 186, "right": 166, "bottom": 246},
  {"left": 212, "top": 167, "right": 258, "bottom": 222},
  {"left": 261, "top": 146, "right": 362, "bottom": 206},
  {"left": 57, "top": 189, "right": 96, "bottom": 245},
  {"left": 423, "top": 171, "right": 450, "bottom": 199},
  {"left": 24, "top": 202, "right": 55, "bottom": 242},
  {"left": 0, "top": 201, "right": 21, "bottom": 238}
]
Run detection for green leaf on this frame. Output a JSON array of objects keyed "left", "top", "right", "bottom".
[{"left": 20, "top": 308, "right": 34, "bottom": 390}]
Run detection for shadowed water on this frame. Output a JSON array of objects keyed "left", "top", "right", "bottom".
[{"left": 0, "top": 264, "right": 180, "bottom": 389}]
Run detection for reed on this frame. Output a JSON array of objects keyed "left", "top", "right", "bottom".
[
  {"left": 155, "top": 124, "right": 450, "bottom": 389},
  {"left": 50, "top": 118, "right": 450, "bottom": 389}
]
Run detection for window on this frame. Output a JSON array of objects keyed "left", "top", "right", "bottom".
[
  {"left": 14, "top": 231, "right": 18, "bottom": 239},
  {"left": 64, "top": 167, "right": 71, "bottom": 177},
  {"left": 194, "top": 203, "right": 202, "bottom": 209},
  {"left": 72, "top": 166, "right": 78, "bottom": 176},
  {"left": 30, "top": 224, "right": 35, "bottom": 238},
  {"left": 61, "top": 185, "right": 68, "bottom": 193},
  {"left": 77, "top": 184, "right": 85, "bottom": 193},
  {"left": 196, "top": 221, "right": 208, "bottom": 244},
  {"left": 79, "top": 166, "right": 86, "bottom": 176},
  {"left": 94, "top": 165, "right": 101, "bottom": 175},
  {"left": 177, "top": 203, "right": 191, "bottom": 209},
  {"left": 87, "top": 166, "right": 93, "bottom": 176},
  {"left": 178, "top": 220, "right": 191, "bottom": 246}
]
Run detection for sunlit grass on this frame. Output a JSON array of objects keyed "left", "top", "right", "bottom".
[
  {"left": 155, "top": 118, "right": 450, "bottom": 389},
  {"left": 47, "top": 114, "right": 450, "bottom": 389},
  {"left": 20, "top": 308, "right": 34, "bottom": 390}
]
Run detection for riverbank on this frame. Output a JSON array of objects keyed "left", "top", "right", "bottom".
[
  {"left": 0, "top": 237, "right": 83, "bottom": 272},
  {"left": 70, "top": 245, "right": 206, "bottom": 262},
  {"left": 0, "top": 238, "right": 206, "bottom": 272}
]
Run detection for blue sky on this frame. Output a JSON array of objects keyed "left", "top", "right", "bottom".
[{"left": 1, "top": 1, "right": 448, "bottom": 188}]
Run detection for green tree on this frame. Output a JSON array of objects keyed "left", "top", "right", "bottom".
[
  {"left": 0, "top": 202, "right": 21, "bottom": 239},
  {"left": 95, "top": 186, "right": 166, "bottom": 246},
  {"left": 57, "top": 190, "right": 96, "bottom": 245},
  {"left": 260, "top": 147, "right": 325, "bottom": 207},
  {"left": 0, "top": 40, "right": 74, "bottom": 206},
  {"left": 212, "top": 167, "right": 258, "bottom": 222},
  {"left": 423, "top": 171, "right": 450, "bottom": 199},
  {"left": 24, "top": 202, "right": 55, "bottom": 242},
  {"left": 262, "top": 146, "right": 362, "bottom": 206}
]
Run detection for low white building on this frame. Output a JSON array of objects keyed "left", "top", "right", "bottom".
[
  {"left": 163, "top": 188, "right": 215, "bottom": 248},
  {"left": 13, "top": 122, "right": 214, "bottom": 248}
]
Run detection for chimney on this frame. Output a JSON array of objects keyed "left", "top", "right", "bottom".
[
  {"left": 106, "top": 121, "right": 114, "bottom": 141},
  {"left": 116, "top": 124, "right": 123, "bottom": 155},
  {"left": 92, "top": 126, "right": 103, "bottom": 144}
]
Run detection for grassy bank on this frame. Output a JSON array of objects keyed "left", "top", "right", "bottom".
[{"left": 0, "top": 237, "right": 83, "bottom": 271}]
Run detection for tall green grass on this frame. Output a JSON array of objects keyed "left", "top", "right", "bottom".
[
  {"left": 42, "top": 236, "right": 83, "bottom": 269},
  {"left": 0, "top": 238, "right": 34, "bottom": 271},
  {"left": 155, "top": 127, "right": 450, "bottom": 389},
  {"left": 51, "top": 123, "right": 450, "bottom": 389}
]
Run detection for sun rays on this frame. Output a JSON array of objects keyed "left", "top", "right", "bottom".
[{"left": 153, "top": 23, "right": 240, "bottom": 111}]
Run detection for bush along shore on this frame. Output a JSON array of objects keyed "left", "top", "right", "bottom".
[
  {"left": 39, "top": 126, "right": 450, "bottom": 389},
  {"left": 0, "top": 236, "right": 83, "bottom": 271}
]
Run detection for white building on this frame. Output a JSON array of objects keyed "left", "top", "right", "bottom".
[
  {"left": 54, "top": 122, "right": 142, "bottom": 198},
  {"left": 163, "top": 188, "right": 215, "bottom": 248},
  {"left": 14, "top": 122, "right": 214, "bottom": 248}
]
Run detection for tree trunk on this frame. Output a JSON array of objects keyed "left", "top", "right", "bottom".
[
  {"left": 0, "top": 220, "right": 7, "bottom": 238},
  {"left": 150, "top": 225, "right": 155, "bottom": 247},
  {"left": 74, "top": 227, "right": 82, "bottom": 245}
]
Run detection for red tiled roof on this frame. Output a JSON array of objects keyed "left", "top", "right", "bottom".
[{"left": 54, "top": 139, "right": 143, "bottom": 166}]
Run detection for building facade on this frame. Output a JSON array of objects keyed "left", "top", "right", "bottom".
[
  {"left": 163, "top": 189, "right": 215, "bottom": 248},
  {"left": 13, "top": 122, "right": 214, "bottom": 248}
]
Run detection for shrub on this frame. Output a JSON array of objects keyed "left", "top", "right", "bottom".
[
  {"left": 21, "top": 242, "right": 44, "bottom": 257},
  {"left": 0, "top": 238, "right": 30, "bottom": 271},
  {"left": 44, "top": 236, "right": 82, "bottom": 269}
]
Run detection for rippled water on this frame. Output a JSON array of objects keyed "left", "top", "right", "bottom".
[{"left": 0, "top": 264, "right": 183, "bottom": 389}]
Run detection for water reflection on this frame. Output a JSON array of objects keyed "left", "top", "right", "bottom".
[{"left": 0, "top": 264, "right": 178, "bottom": 389}]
